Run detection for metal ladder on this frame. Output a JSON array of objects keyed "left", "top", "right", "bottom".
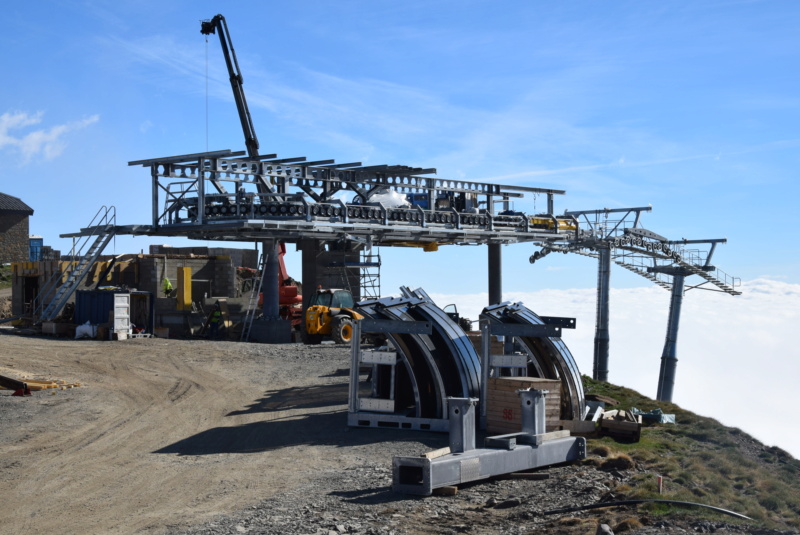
[
  {"left": 359, "top": 249, "right": 381, "bottom": 299},
  {"left": 239, "top": 252, "right": 267, "bottom": 342},
  {"left": 37, "top": 206, "right": 117, "bottom": 322}
]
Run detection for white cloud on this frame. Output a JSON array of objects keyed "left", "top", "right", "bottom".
[
  {"left": 426, "top": 278, "right": 800, "bottom": 459},
  {"left": 0, "top": 111, "right": 99, "bottom": 164}
]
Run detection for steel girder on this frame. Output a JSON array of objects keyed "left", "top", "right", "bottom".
[
  {"left": 393, "top": 395, "right": 586, "bottom": 496},
  {"left": 480, "top": 302, "right": 586, "bottom": 422}
]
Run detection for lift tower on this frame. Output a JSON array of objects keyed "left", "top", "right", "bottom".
[
  {"left": 530, "top": 207, "right": 740, "bottom": 402},
  {"left": 650, "top": 238, "right": 730, "bottom": 402}
]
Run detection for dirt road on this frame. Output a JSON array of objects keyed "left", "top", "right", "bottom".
[{"left": 0, "top": 332, "right": 437, "bottom": 534}]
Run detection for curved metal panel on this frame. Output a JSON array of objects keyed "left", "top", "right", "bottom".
[
  {"left": 481, "top": 302, "right": 585, "bottom": 421},
  {"left": 356, "top": 289, "right": 482, "bottom": 422},
  {"left": 402, "top": 288, "right": 481, "bottom": 399}
]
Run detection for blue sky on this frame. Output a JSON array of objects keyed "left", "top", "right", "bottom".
[
  {"left": 2, "top": 0, "right": 798, "bottom": 291},
  {"left": 2, "top": 3, "right": 799, "bottom": 453}
]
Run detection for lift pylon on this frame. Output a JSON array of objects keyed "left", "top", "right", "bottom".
[{"left": 530, "top": 207, "right": 740, "bottom": 401}]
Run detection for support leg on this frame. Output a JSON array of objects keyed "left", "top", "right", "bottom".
[
  {"left": 593, "top": 246, "right": 611, "bottom": 381},
  {"left": 657, "top": 273, "right": 685, "bottom": 402},
  {"left": 488, "top": 243, "right": 502, "bottom": 306}
]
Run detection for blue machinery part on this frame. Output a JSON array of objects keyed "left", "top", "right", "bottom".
[
  {"left": 348, "top": 288, "right": 586, "bottom": 433},
  {"left": 392, "top": 393, "right": 586, "bottom": 495}
]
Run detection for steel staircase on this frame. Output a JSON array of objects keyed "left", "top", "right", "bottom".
[{"left": 37, "top": 206, "right": 117, "bottom": 322}]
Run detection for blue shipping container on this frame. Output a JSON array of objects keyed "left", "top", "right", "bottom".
[
  {"left": 74, "top": 290, "right": 118, "bottom": 325},
  {"left": 29, "top": 237, "right": 44, "bottom": 261}
]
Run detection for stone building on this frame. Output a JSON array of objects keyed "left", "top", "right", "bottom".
[{"left": 0, "top": 192, "right": 34, "bottom": 264}]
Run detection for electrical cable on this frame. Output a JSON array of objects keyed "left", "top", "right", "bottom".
[
  {"left": 205, "top": 36, "right": 209, "bottom": 153},
  {"left": 541, "top": 499, "right": 752, "bottom": 520}
]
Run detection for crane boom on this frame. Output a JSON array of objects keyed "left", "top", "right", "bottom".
[{"left": 201, "top": 14, "right": 260, "bottom": 160}]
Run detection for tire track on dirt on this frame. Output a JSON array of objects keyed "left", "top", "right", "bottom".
[{"left": 0, "top": 336, "right": 354, "bottom": 534}]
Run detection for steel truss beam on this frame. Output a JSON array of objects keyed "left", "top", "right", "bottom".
[{"left": 108, "top": 151, "right": 574, "bottom": 249}]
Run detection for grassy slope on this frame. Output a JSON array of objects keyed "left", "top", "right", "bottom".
[
  {"left": 0, "top": 264, "right": 11, "bottom": 290},
  {"left": 581, "top": 376, "right": 800, "bottom": 530}
]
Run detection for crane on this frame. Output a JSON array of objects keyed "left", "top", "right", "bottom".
[
  {"left": 200, "top": 14, "right": 260, "bottom": 161},
  {"left": 201, "top": 14, "right": 299, "bottom": 340}
]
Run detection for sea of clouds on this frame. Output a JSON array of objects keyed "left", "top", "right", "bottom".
[{"left": 427, "top": 279, "right": 800, "bottom": 459}]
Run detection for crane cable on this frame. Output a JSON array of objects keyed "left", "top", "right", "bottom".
[{"left": 205, "top": 36, "right": 209, "bottom": 153}]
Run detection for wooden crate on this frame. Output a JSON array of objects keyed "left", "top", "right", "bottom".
[
  {"left": 486, "top": 377, "right": 561, "bottom": 434},
  {"left": 466, "top": 333, "right": 504, "bottom": 355},
  {"left": 42, "top": 322, "right": 74, "bottom": 337},
  {"left": 154, "top": 327, "right": 170, "bottom": 339}
]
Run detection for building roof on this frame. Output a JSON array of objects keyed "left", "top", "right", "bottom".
[{"left": 0, "top": 192, "right": 34, "bottom": 215}]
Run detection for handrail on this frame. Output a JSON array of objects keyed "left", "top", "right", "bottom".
[{"left": 34, "top": 206, "right": 116, "bottom": 320}]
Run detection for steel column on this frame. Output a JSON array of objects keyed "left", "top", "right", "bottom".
[
  {"left": 448, "top": 398, "right": 478, "bottom": 453},
  {"left": 262, "top": 240, "right": 280, "bottom": 320},
  {"left": 593, "top": 246, "right": 611, "bottom": 381},
  {"left": 519, "top": 389, "right": 547, "bottom": 435},
  {"left": 488, "top": 243, "right": 502, "bottom": 305},
  {"left": 656, "top": 272, "right": 685, "bottom": 402},
  {"left": 300, "top": 238, "right": 319, "bottom": 314}
]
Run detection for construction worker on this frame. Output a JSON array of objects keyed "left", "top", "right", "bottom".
[
  {"left": 162, "top": 277, "right": 173, "bottom": 297},
  {"left": 209, "top": 305, "right": 222, "bottom": 339}
]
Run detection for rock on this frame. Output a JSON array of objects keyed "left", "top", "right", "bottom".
[
  {"left": 493, "top": 497, "right": 522, "bottom": 509},
  {"left": 596, "top": 524, "right": 614, "bottom": 535}
]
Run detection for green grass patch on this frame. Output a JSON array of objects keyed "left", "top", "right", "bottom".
[
  {"left": 581, "top": 375, "right": 800, "bottom": 530},
  {"left": 0, "top": 264, "right": 12, "bottom": 290}
]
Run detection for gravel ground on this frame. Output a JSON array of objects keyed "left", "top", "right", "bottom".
[{"left": 1, "top": 329, "right": 796, "bottom": 535}]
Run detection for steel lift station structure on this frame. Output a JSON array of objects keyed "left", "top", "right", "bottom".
[
  {"left": 55, "top": 12, "right": 741, "bottom": 412},
  {"left": 120, "top": 146, "right": 573, "bottom": 330}
]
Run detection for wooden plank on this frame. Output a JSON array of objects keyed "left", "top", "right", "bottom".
[
  {"left": 541, "top": 430, "right": 572, "bottom": 441},
  {"left": 486, "top": 409, "right": 560, "bottom": 420},
  {"left": 488, "top": 377, "right": 561, "bottom": 389},
  {"left": 486, "top": 388, "right": 561, "bottom": 399},
  {"left": 557, "top": 419, "right": 597, "bottom": 434},
  {"left": 422, "top": 447, "right": 450, "bottom": 460},
  {"left": 487, "top": 392, "right": 562, "bottom": 405},
  {"left": 217, "top": 298, "right": 232, "bottom": 329}
]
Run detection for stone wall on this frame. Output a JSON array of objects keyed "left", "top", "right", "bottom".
[
  {"left": 138, "top": 256, "right": 236, "bottom": 298},
  {"left": 0, "top": 213, "right": 30, "bottom": 264}
]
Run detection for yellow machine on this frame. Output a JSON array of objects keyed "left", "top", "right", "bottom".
[
  {"left": 304, "top": 288, "right": 363, "bottom": 344},
  {"left": 529, "top": 215, "right": 578, "bottom": 231}
]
